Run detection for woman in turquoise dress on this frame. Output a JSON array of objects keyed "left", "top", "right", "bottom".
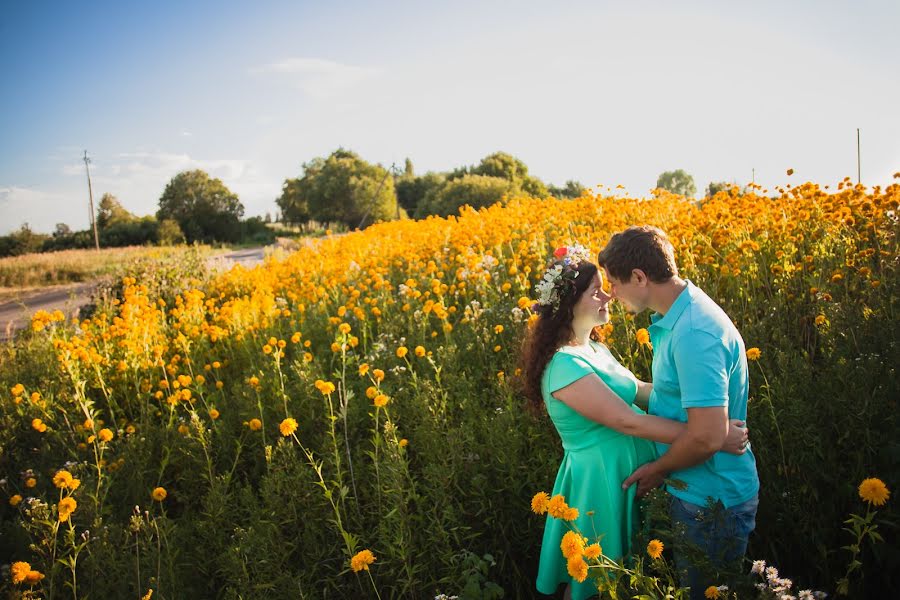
[{"left": 521, "top": 245, "right": 748, "bottom": 600}]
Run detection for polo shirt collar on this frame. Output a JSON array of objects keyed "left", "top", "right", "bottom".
[{"left": 649, "top": 280, "right": 694, "bottom": 330}]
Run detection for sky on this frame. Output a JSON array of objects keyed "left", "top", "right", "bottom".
[{"left": 2, "top": 0, "right": 898, "bottom": 235}]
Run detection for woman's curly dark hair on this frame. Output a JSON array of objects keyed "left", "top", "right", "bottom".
[{"left": 518, "top": 261, "right": 599, "bottom": 413}]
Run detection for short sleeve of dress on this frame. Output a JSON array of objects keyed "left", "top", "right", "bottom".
[{"left": 546, "top": 352, "right": 595, "bottom": 395}]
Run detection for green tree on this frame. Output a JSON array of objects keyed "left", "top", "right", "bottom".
[
  {"left": 53, "top": 223, "right": 72, "bottom": 238},
  {"left": 396, "top": 172, "right": 446, "bottom": 215},
  {"left": 469, "top": 151, "right": 548, "bottom": 197},
  {"left": 0, "top": 223, "right": 48, "bottom": 257},
  {"left": 289, "top": 149, "right": 400, "bottom": 229},
  {"left": 96, "top": 193, "right": 136, "bottom": 229},
  {"left": 275, "top": 177, "right": 310, "bottom": 226},
  {"left": 157, "top": 170, "right": 244, "bottom": 243},
  {"left": 548, "top": 180, "right": 587, "bottom": 199},
  {"left": 157, "top": 218, "right": 186, "bottom": 245},
  {"left": 656, "top": 170, "right": 696, "bottom": 197},
  {"left": 415, "top": 174, "right": 512, "bottom": 218},
  {"left": 705, "top": 181, "right": 734, "bottom": 197}
]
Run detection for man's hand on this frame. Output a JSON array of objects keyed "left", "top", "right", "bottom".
[
  {"left": 622, "top": 461, "right": 666, "bottom": 498},
  {"left": 722, "top": 419, "right": 749, "bottom": 455}
]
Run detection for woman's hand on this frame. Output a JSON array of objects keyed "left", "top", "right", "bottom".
[{"left": 722, "top": 419, "right": 749, "bottom": 455}]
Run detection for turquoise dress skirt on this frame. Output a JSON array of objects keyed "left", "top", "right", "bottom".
[{"left": 536, "top": 342, "right": 658, "bottom": 600}]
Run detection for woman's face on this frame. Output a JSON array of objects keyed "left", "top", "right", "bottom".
[{"left": 573, "top": 272, "right": 613, "bottom": 326}]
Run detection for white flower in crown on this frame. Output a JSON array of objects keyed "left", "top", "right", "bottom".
[
  {"left": 533, "top": 244, "right": 594, "bottom": 312},
  {"left": 553, "top": 244, "right": 592, "bottom": 267}
]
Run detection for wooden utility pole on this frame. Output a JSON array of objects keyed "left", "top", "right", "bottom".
[
  {"left": 83, "top": 150, "right": 100, "bottom": 250},
  {"left": 857, "top": 128, "right": 861, "bottom": 184}
]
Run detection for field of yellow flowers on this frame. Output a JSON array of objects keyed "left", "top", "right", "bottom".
[{"left": 1, "top": 179, "right": 898, "bottom": 599}]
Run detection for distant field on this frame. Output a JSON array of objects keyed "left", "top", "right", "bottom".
[{"left": 0, "top": 245, "right": 214, "bottom": 289}]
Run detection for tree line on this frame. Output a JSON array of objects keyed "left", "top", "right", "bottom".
[{"left": 2, "top": 148, "right": 729, "bottom": 258}]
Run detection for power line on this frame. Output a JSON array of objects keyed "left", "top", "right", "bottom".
[{"left": 83, "top": 150, "right": 100, "bottom": 250}]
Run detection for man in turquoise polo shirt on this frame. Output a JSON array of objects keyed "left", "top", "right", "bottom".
[{"left": 597, "top": 225, "right": 759, "bottom": 599}]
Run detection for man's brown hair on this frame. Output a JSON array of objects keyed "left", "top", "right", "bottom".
[{"left": 596, "top": 225, "right": 678, "bottom": 283}]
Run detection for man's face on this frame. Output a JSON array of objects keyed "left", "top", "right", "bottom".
[{"left": 603, "top": 268, "right": 649, "bottom": 313}]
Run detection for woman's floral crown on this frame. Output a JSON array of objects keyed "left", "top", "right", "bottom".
[{"left": 533, "top": 244, "right": 593, "bottom": 313}]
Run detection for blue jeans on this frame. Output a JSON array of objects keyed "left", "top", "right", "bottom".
[{"left": 669, "top": 493, "right": 759, "bottom": 600}]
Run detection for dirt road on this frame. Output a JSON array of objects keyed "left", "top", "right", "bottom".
[{"left": 0, "top": 247, "right": 267, "bottom": 343}]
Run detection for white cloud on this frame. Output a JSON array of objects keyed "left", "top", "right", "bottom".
[
  {"left": 0, "top": 186, "right": 81, "bottom": 235},
  {"left": 43, "top": 151, "right": 278, "bottom": 230},
  {"left": 253, "top": 57, "right": 381, "bottom": 99}
]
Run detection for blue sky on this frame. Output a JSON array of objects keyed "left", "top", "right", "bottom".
[{"left": 2, "top": 0, "right": 898, "bottom": 234}]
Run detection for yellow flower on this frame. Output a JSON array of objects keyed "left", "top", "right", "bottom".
[
  {"left": 566, "top": 555, "right": 588, "bottom": 582},
  {"left": 58, "top": 496, "right": 77, "bottom": 522},
  {"left": 704, "top": 586, "right": 720, "bottom": 599},
  {"left": 399, "top": 438, "right": 408, "bottom": 448},
  {"left": 53, "top": 470, "right": 74, "bottom": 489},
  {"left": 858, "top": 477, "right": 890, "bottom": 506},
  {"left": 562, "top": 506, "right": 579, "bottom": 521},
  {"left": 280, "top": 417, "right": 298, "bottom": 437},
  {"left": 338, "top": 322, "right": 352, "bottom": 334},
  {"left": 584, "top": 543, "right": 602, "bottom": 559},
  {"left": 560, "top": 530, "right": 586, "bottom": 559},
  {"left": 141, "top": 589, "right": 153, "bottom": 600},
  {"left": 373, "top": 369, "right": 385, "bottom": 383},
  {"left": 291, "top": 332, "right": 301, "bottom": 344},
  {"left": 331, "top": 342, "right": 341, "bottom": 353},
  {"left": 25, "top": 477, "right": 36, "bottom": 488},
  {"left": 531, "top": 491, "right": 550, "bottom": 514},
  {"left": 746, "top": 347, "right": 761, "bottom": 361},
  {"left": 415, "top": 345, "right": 426, "bottom": 357},
  {"left": 98, "top": 428, "right": 114, "bottom": 442},
  {"left": 249, "top": 376, "right": 260, "bottom": 387},
  {"left": 248, "top": 418, "right": 262, "bottom": 431},
  {"left": 10, "top": 494, "right": 23, "bottom": 506},
  {"left": 11, "top": 561, "right": 31, "bottom": 584},
  {"left": 359, "top": 363, "right": 370, "bottom": 376},
  {"left": 152, "top": 487, "right": 167, "bottom": 502},
  {"left": 647, "top": 539, "right": 664, "bottom": 560},
  {"left": 262, "top": 344, "right": 273, "bottom": 355},
  {"left": 11, "top": 383, "right": 25, "bottom": 396},
  {"left": 31, "top": 418, "right": 47, "bottom": 433},
  {"left": 373, "top": 394, "right": 389, "bottom": 408},
  {"left": 24, "top": 570, "right": 44, "bottom": 585},
  {"left": 494, "top": 324, "right": 504, "bottom": 334},
  {"left": 315, "top": 380, "right": 336, "bottom": 395},
  {"left": 815, "top": 314, "right": 826, "bottom": 326},
  {"left": 350, "top": 549, "right": 376, "bottom": 572},
  {"left": 209, "top": 408, "right": 220, "bottom": 420},
  {"left": 396, "top": 346, "right": 408, "bottom": 358},
  {"left": 365, "top": 386, "right": 378, "bottom": 399},
  {"left": 547, "top": 494, "right": 568, "bottom": 519},
  {"left": 636, "top": 328, "right": 651, "bottom": 346}
]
